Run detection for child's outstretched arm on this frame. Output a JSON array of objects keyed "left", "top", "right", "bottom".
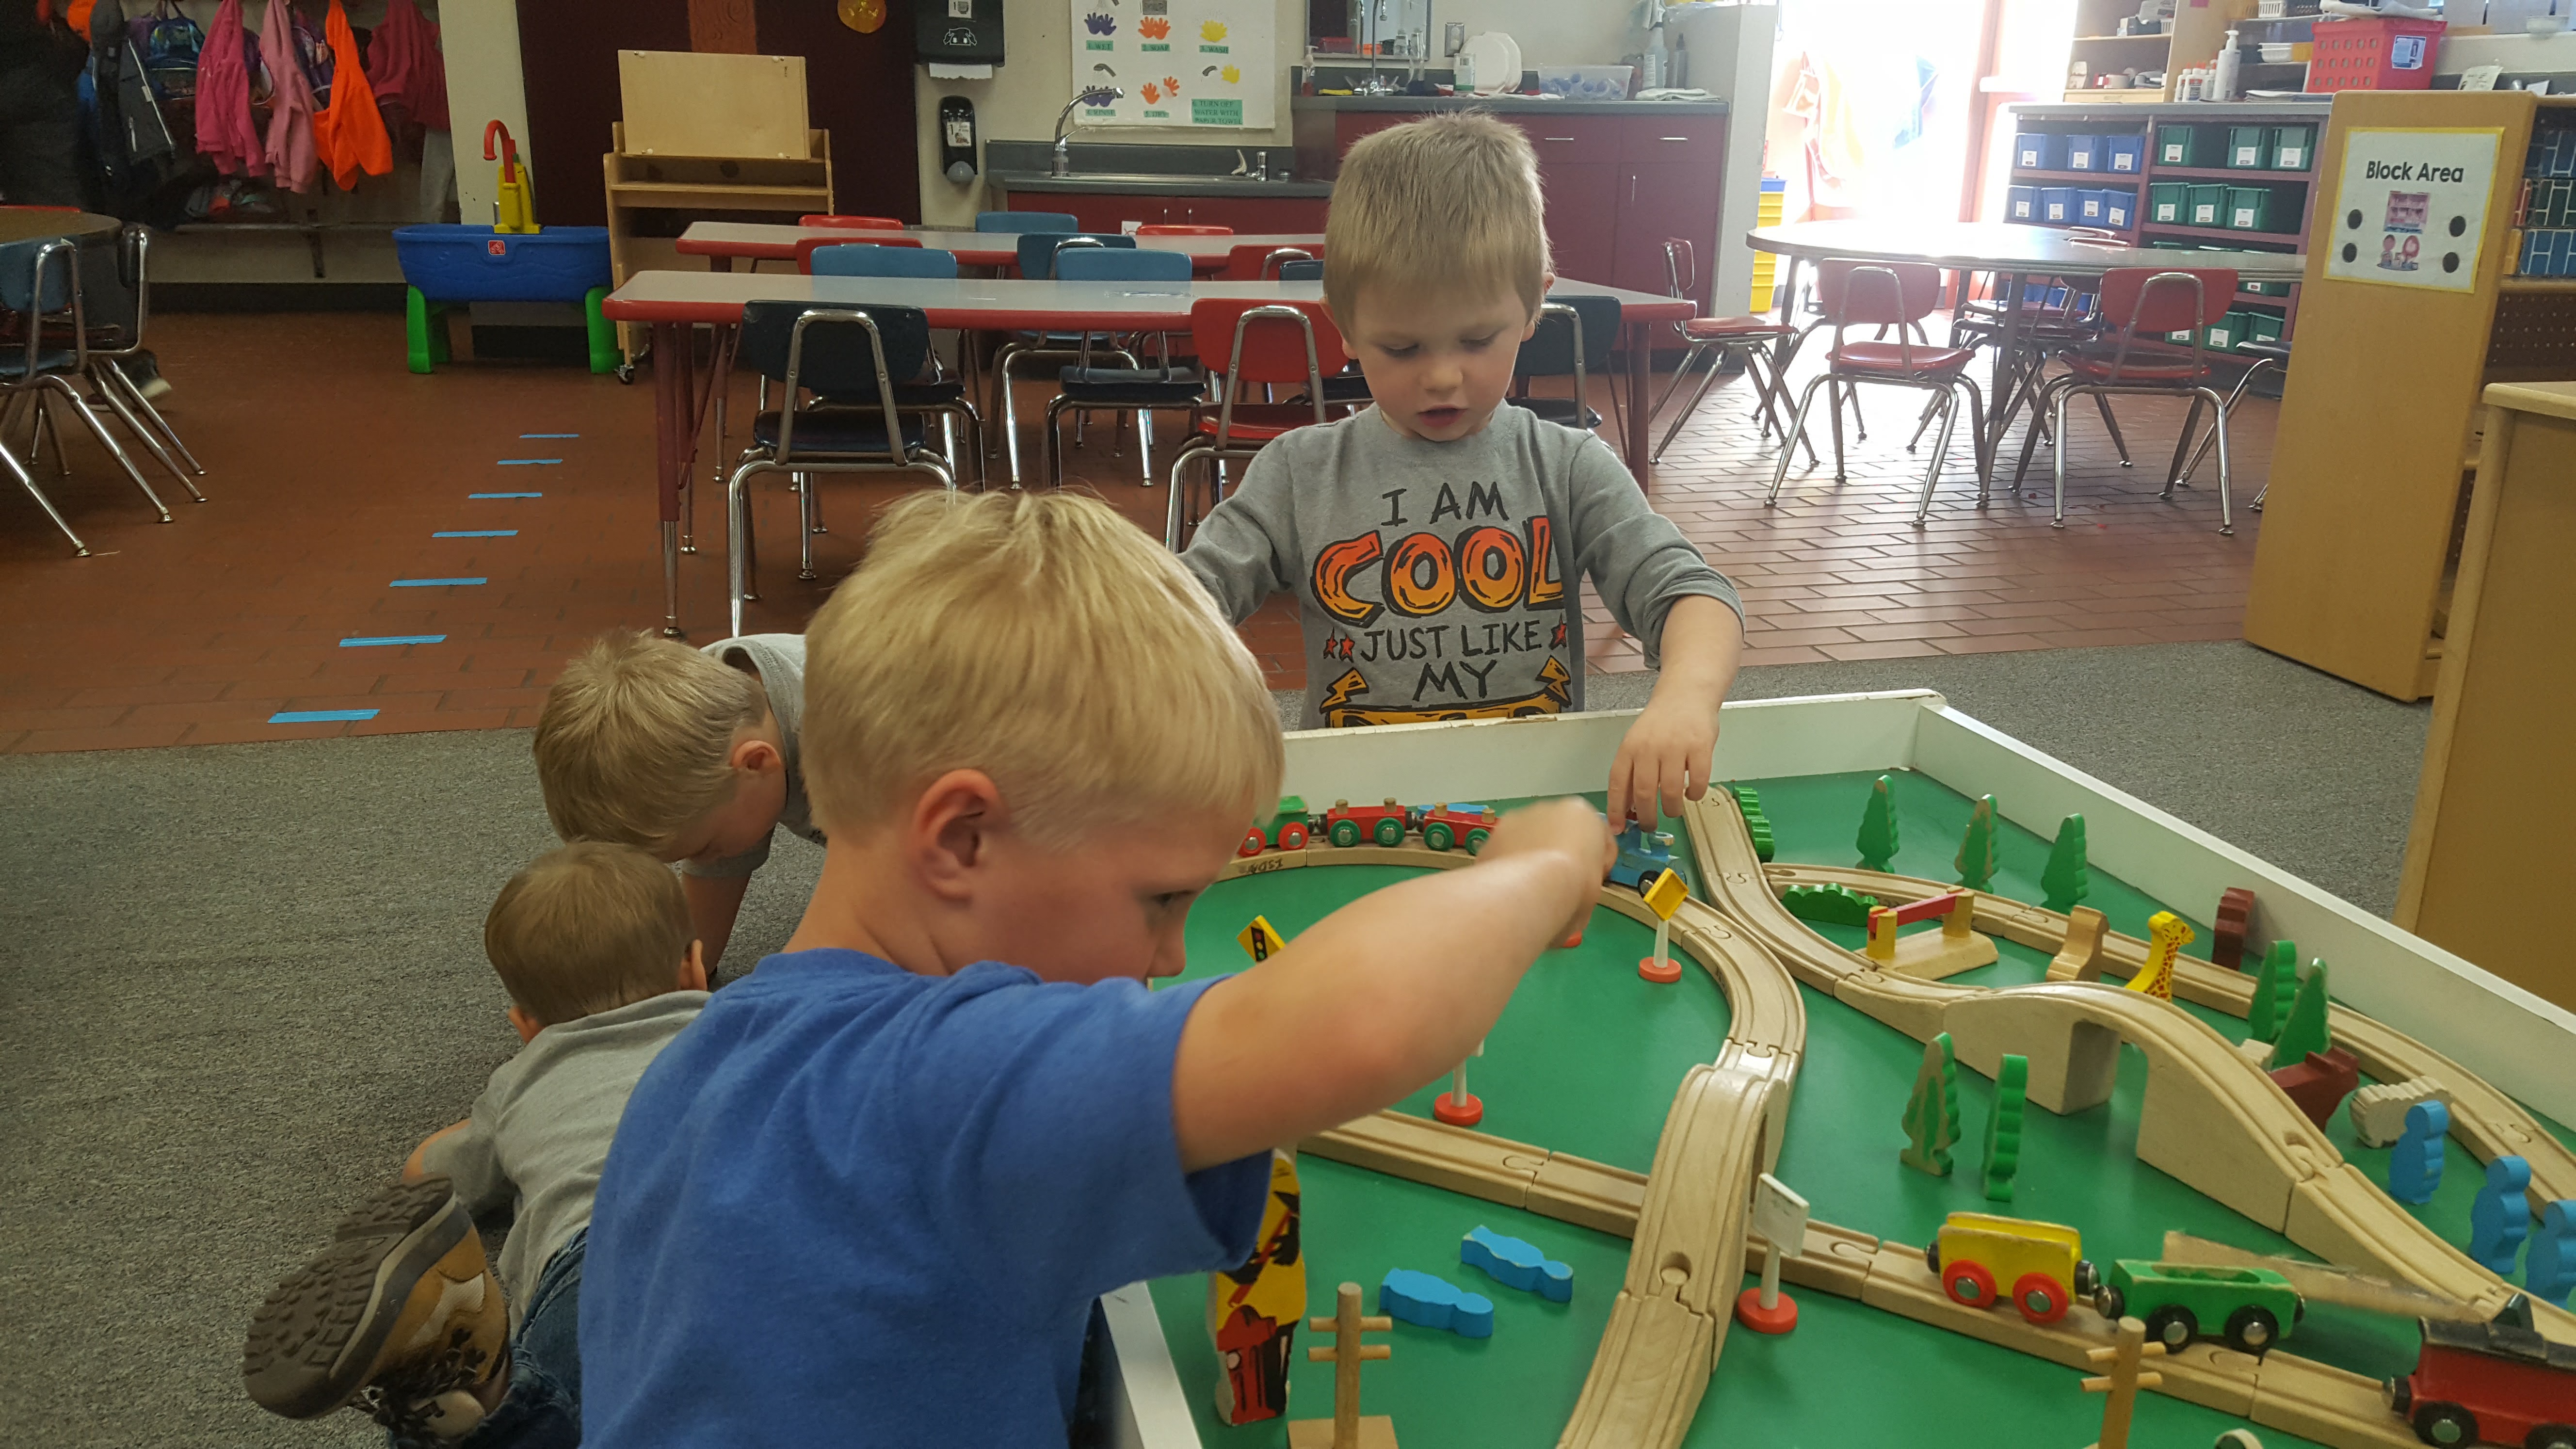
[
  {"left": 1608, "top": 595, "right": 1743, "bottom": 825},
  {"left": 1169, "top": 799, "right": 1613, "bottom": 1172}
]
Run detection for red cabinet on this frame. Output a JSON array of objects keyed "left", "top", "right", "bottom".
[
  {"left": 1009, "top": 192, "right": 1330, "bottom": 233},
  {"left": 1611, "top": 161, "right": 1723, "bottom": 298},
  {"left": 1539, "top": 162, "right": 1620, "bottom": 286}
]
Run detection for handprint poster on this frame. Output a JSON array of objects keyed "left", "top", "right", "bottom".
[{"left": 1070, "top": 0, "right": 1274, "bottom": 128}]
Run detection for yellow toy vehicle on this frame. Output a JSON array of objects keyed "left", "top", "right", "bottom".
[{"left": 1925, "top": 1212, "right": 2099, "bottom": 1324}]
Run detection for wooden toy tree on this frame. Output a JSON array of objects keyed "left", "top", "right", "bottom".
[
  {"left": 2041, "top": 814, "right": 2090, "bottom": 912},
  {"left": 1734, "top": 785, "right": 1775, "bottom": 863},
  {"left": 2079, "top": 1316, "right": 2167, "bottom": 1449},
  {"left": 1955, "top": 795, "right": 1999, "bottom": 892},
  {"left": 1856, "top": 775, "right": 1899, "bottom": 871},
  {"left": 2247, "top": 940, "right": 2298, "bottom": 1044},
  {"left": 1983, "top": 1053, "right": 2029, "bottom": 1203},
  {"left": 1288, "top": 1282, "right": 1397, "bottom": 1449},
  {"left": 1900, "top": 1031, "right": 1962, "bottom": 1176},
  {"left": 2270, "top": 961, "right": 2333, "bottom": 1065}
]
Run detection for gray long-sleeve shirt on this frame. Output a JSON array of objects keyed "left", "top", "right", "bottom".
[{"left": 1182, "top": 405, "right": 1742, "bottom": 730}]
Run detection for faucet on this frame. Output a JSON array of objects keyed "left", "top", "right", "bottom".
[{"left": 1054, "top": 87, "right": 1123, "bottom": 177}]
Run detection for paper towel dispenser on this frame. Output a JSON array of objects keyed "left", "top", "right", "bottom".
[{"left": 917, "top": 0, "right": 1004, "bottom": 64}]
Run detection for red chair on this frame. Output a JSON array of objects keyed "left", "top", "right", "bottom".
[
  {"left": 1136, "top": 224, "right": 1232, "bottom": 235},
  {"left": 1649, "top": 238, "right": 1803, "bottom": 464},
  {"left": 1164, "top": 299, "right": 1347, "bottom": 548},
  {"left": 1766, "top": 260, "right": 1988, "bottom": 527},
  {"left": 2012, "top": 267, "right": 2240, "bottom": 534},
  {"left": 795, "top": 234, "right": 922, "bottom": 274},
  {"left": 798, "top": 214, "right": 906, "bottom": 230},
  {"left": 1221, "top": 242, "right": 1319, "bottom": 280}
]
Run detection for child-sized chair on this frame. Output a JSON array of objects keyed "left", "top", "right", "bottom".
[
  {"left": 795, "top": 234, "right": 922, "bottom": 274},
  {"left": 1765, "top": 260, "right": 1988, "bottom": 528},
  {"left": 1648, "top": 237, "right": 1802, "bottom": 464},
  {"left": 1043, "top": 246, "right": 1203, "bottom": 489},
  {"left": 2012, "top": 266, "right": 2239, "bottom": 534},
  {"left": 1222, "top": 243, "right": 1319, "bottom": 280},
  {"left": 992, "top": 232, "right": 1140, "bottom": 485},
  {"left": 1512, "top": 296, "right": 1620, "bottom": 435},
  {"left": 1165, "top": 299, "right": 1346, "bottom": 549},
  {"left": 975, "top": 210, "right": 1080, "bottom": 233},
  {"left": 723, "top": 302, "right": 963, "bottom": 636},
  {"left": 0, "top": 237, "right": 175, "bottom": 546}
]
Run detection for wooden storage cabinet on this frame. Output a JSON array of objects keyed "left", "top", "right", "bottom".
[
  {"left": 1612, "top": 162, "right": 1722, "bottom": 296},
  {"left": 602, "top": 121, "right": 831, "bottom": 362}
]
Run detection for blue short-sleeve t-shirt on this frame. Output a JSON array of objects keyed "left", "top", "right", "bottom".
[{"left": 579, "top": 949, "right": 1272, "bottom": 1447}]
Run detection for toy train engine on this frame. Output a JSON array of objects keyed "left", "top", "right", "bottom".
[
  {"left": 1240, "top": 796, "right": 1313, "bottom": 857},
  {"left": 1926, "top": 1212, "right": 2099, "bottom": 1325},
  {"left": 1414, "top": 804, "right": 1498, "bottom": 855},
  {"left": 1323, "top": 797, "right": 1410, "bottom": 849},
  {"left": 2384, "top": 1294, "right": 2576, "bottom": 1449},
  {"left": 1608, "top": 822, "right": 1678, "bottom": 893},
  {"left": 2093, "top": 1261, "right": 2304, "bottom": 1355}
]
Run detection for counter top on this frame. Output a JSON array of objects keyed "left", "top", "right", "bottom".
[
  {"left": 986, "top": 170, "right": 1334, "bottom": 198},
  {"left": 2012, "top": 99, "right": 2331, "bottom": 119},
  {"left": 1292, "top": 95, "right": 1727, "bottom": 115},
  {"left": 2483, "top": 380, "right": 2576, "bottom": 424}
]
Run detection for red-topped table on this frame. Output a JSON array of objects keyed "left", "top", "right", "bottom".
[
  {"left": 601, "top": 271, "right": 1692, "bottom": 636},
  {"left": 674, "top": 223, "right": 1325, "bottom": 273}
]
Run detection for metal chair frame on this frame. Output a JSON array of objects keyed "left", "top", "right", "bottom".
[
  {"left": 1649, "top": 238, "right": 1806, "bottom": 464},
  {"left": 1042, "top": 247, "right": 1205, "bottom": 489},
  {"left": 2011, "top": 269, "right": 2236, "bottom": 535},
  {"left": 1513, "top": 300, "right": 1606, "bottom": 435},
  {"left": 2171, "top": 338, "right": 2286, "bottom": 507},
  {"left": 80, "top": 227, "right": 207, "bottom": 500},
  {"left": 991, "top": 235, "right": 1139, "bottom": 486},
  {"left": 1164, "top": 304, "right": 1330, "bottom": 549},
  {"left": 0, "top": 238, "right": 174, "bottom": 539},
  {"left": 1766, "top": 262, "right": 1989, "bottom": 528}
]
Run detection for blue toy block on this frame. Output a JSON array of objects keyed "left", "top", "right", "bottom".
[
  {"left": 2387, "top": 1099, "right": 2448, "bottom": 1205},
  {"left": 2470, "top": 1155, "right": 2532, "bottom": 1275},
  {"left": 1462, "top": 1226, "right": 1574, "bottom": 1303},
  {"left": 1378, "top": 1269, "right": 1494, "bottom": 1338},
  {"left": 2529, "top": 1200, "right": 2576, "bottom": 1306}
]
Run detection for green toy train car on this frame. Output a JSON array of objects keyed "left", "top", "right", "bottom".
[{"left": 2092, "top": 1261, "right": 2305, "bottom": 1354}]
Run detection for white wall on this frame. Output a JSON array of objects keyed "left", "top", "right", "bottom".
[{"left": 436, "top": 0, "right": 530, "bottom": 226}]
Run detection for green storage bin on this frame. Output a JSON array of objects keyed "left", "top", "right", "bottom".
[
  {"left": 2224, "top": 186, "right": 2274, "bottom": 231},
  {"left": 2166, "top": 327, "right": 2197, "bottom": 344},
  {"left": 2269, "top": 124, "right": 2315, "bottom": 172},
  {"left": 2157, "top": 124, "right": 2200, "bottom": 166},
  {"left": 2226, "top": 126, "right": 2268, "bottom": 169},
  {"left": 2204, "top": 312, "right": 2247, "bottom": 350},
  {"left": 2242, "top": 278, "right": 2292, "bottom": 297},
  {"left": 2147, "top": 182, "right": 2189, "bottom": 224},
  {"left": 2188, "top": 185, "right": 2227, "bottom": 227},
  {"left": 2246, "top": 311, "right": 2285, "bottom": 345}
]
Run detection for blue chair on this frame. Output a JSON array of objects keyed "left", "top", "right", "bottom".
[
  {"left": 994, "top": 232, "right": 1141, "bottom": 485},
  {"left": 975, "top": 210, "right": 1081, "bottom": 234},
  {"left": 724, "top": 301, "right": 965, "bottom": 634},
  {"left": 1044, "top": 247, "right": 1202, "bottom": 488},
  {"left": 0, "top": 238, "right": 171, "bottom": 553},
  {"left": 807, "top": 244, "right": 960, "bottom": 279}
]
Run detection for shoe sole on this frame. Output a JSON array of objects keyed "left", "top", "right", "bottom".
[{"left": 243, "top": 1177, "right": 471, "bottom": 1419}]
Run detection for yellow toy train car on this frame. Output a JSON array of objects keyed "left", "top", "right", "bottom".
[{"left": 1925, "top": 1212, "right": 2099, "bottom": 1324}]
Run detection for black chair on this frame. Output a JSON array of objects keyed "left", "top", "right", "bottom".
[
  {"left": 724, "top": 302, "right": 962, "bottom": 635},
  {"left": 992, "top": 232, "right": 1138, "bottom": 485},
  {"left": 0, "top": 237, "right": 173, "bottom": 543},
  {"left": 1042, "top": 245, "right": 1205, "bottom": 489},
  {"left": 1510, "top": 295, "right": 1619, "bottom": 435},
  {"left": 1273, "top": 257, "right": 1372, "bottom": 410}
]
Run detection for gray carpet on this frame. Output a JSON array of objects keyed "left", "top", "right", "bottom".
[{"left": 0, "top": 639, "right": 2424, "bottom": 1448}]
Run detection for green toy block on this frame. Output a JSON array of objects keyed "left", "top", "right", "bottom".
[
  {"left": 2249, "top": 940, "right": 2298, "bottom": 1043},
  {"left": 2041, "top": 814, "right": 2090, "bottom": 913},
  {"left": 2272, "top": 961, "right": 2333, "bottom": 1066},
  {"left": 1955, "top": 794, "right": 1998, "bottom": 892},
  {"left": 405, "top": 286, "right": 453, "bottom": 375},
  {"left": 1901, "top": 1031, "right": 1963, "bottom": 1176},
  {"left": 1782, "top": 882, "right": 1879, "bottom": 926},
  {"left": 1983, "top": 1053, "right": 2029, "bottom": 1203},
  {"left": 1856, "top": 774, "right": 1899, "bottom": 872},
  {"left": 585, "top": 286, "right": 617, "bottom": 375},
  {"left": 1732, "top": 785, "right": 1776, "bottom": 863}
]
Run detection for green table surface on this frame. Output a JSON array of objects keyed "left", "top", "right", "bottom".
[{"left": 1145, "top": 770, "right": 2576, "bottom": 1449}]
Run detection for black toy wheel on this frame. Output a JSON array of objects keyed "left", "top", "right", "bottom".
[
  {"left": 2414, "top": 1403, "right": 2476, "bottom": 1447},
  {"left": 2525, "top": 1426, "right": 2576, "bottom": 1449},
  {"left": 2093, "top": 1284, "right": 2126, "bottom": 1321},
  {"left": 2223, "top": 1305, "right": 2279, "bottom": 1354},
  {"left": 2072, "top": 1260, "right": 2101, "bottom": 1298},
  {"left": 1924, "top": 1241, "right": 1942, "bottom": 1276},
  {"left": 2144, "top": 1305, "right": 2197, "bottom": 1350}
]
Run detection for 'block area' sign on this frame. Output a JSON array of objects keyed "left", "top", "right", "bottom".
[{"left": 2323, "top": 127, "right": 2503, "bottom": 293}]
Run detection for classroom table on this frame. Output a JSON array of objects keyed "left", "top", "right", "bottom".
[
  {"left": 674, "top": 222, "right": 1325, "bottom": 273},
  {"left": 1746, "top": 221, "right": 2308, "bottom": 463},
  {"left": 600, "top": 271, "right": 1691, "bottom": 637},
  {"left": 0, "top": 208, "right": 121, "bottom": 245}
]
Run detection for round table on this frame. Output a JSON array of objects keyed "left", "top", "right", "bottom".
[
  {"left": 1747, "top": 221, "right": 2309, "bottom": 461},
  {"left": 0, "top": 209, "right": 121, "bottom": 245}
]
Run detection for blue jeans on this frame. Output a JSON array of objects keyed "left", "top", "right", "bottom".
[{"left": 438, "top": 1229, "right": 587, "bottom": 1449}]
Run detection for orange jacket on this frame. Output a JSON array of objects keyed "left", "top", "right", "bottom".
[{"left": 311, "top": 0, "right": 390, "bottom": 189}]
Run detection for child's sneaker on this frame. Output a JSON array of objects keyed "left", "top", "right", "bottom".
[{"left": 243, "top": 1177, "right": 508, "bottom": 1442}]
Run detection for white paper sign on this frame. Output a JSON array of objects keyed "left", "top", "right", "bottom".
[
  {"left": 1070, "top": 0, "right": 1275, "bottom": 129},
  {"left": 2322, "top": 127, "right": 2502, "bottom": 293}
]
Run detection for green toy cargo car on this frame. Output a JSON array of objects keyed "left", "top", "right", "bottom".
[
  {"left": 2092, "top": 1261, "right": 2304, "bottom": 1354},
  {"left": 1238, "top": 795, "right": 1313, "bottom": 857}
]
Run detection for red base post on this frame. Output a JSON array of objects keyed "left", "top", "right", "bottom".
[
  {"left": 1433, "top": 1090, "right": 1484, "bottom": 1127},
  {"left": 1734, "top": 1286, "right": 1798, "bottom": 1334}
]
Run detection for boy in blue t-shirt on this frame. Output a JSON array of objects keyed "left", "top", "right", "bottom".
[{"left": 579, "top": 491, "right": 1611, "bottom": 1447}]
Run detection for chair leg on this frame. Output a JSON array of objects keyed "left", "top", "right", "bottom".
[
  {"left": 100, "top": 358, "right": 207, "bottom": 480},
  {"left": 1915, "top": 388, "right": 1959, "bottom": 528},
  {"left": 725, "top": 460, "right": 763, "bottom": 639},
  {"left": 994, "top": 342, "right": 1029, "bottom": 488},
  {"left": 1650, "top": 342, "right": 1712, "bottom": 423},
  {"left": 32, "top": 394, "right": 68, "bottom": 476},
  {"left": 2158, "top": 396, "right": 2206, "bottom": 500},
  {"left": 1, "top": 439, "right": 86, "bottom": 555},
  {"left": 1847, "top": 382, "right": 1868, "bottom": 442},
  {"left": 1956, "top": 377, "right": 1990, "bottom": 505},
  {"left": 1165, "top": 445, "right": 1207, "bottom": 550},
  {"left": 2092, "top": 393, "right": 2133, "bottom": 467},
  {"left": 2010, "top": 377, "right": 2062, "bottom": 492},
  {"left": 1137, "top": 408, "right": 1155, "bottom": 487},
  {"left": 41, "top": 378, "right": 170, "bottom": 521},
  {"left": 1746, "top": 345, "right": 1794, "bottom": 443},
  {"left": 798, "top": 473, "right": 819, "bottom": 581},
  {"left": 86, "top": 366, "right": 202, "bottom": 501},
  {"left": 2175, "top": 360, "right": 2274, "bottom": 487},
  {"left": 1904, "top": 390, "right": 1944, "bottom": 454},
  {"left": 1766, "top": 377, "right": 1831, "bottom": 507},
  {"left": 2201, "top": 387, "right": 2235, "bottom": 535},
  {"left": 1652, "top": 345, "right": 1728, "bottom": 464},
  {"left": 2050, "top": 386, "right": 2077, "bottom": 529},
  {"left": 1826, "top": 379, "right": 1849, "bottom": 483},
  {"left": 1044, "top": 397, "right": 1068, "bottom": 490}
]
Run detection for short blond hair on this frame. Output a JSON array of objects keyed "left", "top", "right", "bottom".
[
  {"left": 803, "top": 491, "right": 1283, "bottom": 848},
  {"left": 533, "top": 632, "right": 771, "bottom": 853},
  {"left": 484, "top": 842, "right": 693, "bottom": 1027},
  {"left": 1324, "top": 112, "right": 1550, "bottom": 326}
]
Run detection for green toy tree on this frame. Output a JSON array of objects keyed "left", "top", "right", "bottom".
[
  {"left": 1900, "top": 1032, "right": 1963, "bottom": 1176},
  {"left": 2248, "top": 940, "right": 2298, "bottom": 1043},
  {"left": 1983, "top": 1053, "right": 2029, "bottom": 1203},
  {"left": 1733, "top": 785, "right": 1776, "bottom": 863},
  {"left": 2041, "top": 814, "right": 2090, "bottom": 912},
  {"left": 1955, "top": 795, "right": 1999, "bottom": 891},
  {"left": 2271, "top": 960, "right": 2334, "bottom": 1066},
  {"left": 1784, "top": 882, "right": 1880, "bottom": 926},
  {"left": 1856, "top": 775, "right": 1899, "bottom": 872}
]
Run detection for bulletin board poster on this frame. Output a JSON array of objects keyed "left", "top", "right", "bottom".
[
  {"left": 1070, "top": 0, "right": 1275, "bottom": 129},
  {"left": 2322, "top": 128, "right": 2503, "bottom": 293}
]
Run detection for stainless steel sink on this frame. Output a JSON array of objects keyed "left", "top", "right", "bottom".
[{"left": 1046, "top": 172, "right": 1280, "bottom": 186}]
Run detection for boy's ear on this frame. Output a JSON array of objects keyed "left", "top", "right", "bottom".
[
  {"left": 506, "top": 1003, "right": 545, "bottom": 1044},
  {"left": 912, "top": 768, "right": 1009, "bottom": 902},
  {"left": 679, "top": 939, "right": 709, "bottom": 992},
  {"left": 729, "top": 734, "right": 783, "bottom": 775}
]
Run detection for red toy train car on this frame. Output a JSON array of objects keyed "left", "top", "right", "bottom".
[
  {"left": 1322, "top": 797, "right": 1409, "bottom": 848},
  {"left": 2384, "top": 1296, "right": 2576, "bottom": 1449}
]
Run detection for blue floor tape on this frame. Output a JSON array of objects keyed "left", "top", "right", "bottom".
[
  {"left": 389, "top": 577, "right": 485, "bottom": 587},
  {"left": 469, "top": 492, "right": 542, "bottom": 499},
  {"left": 271, "top": 709, "right": 379, "bottom": 724},
  {"left": 519, "top": 433, "right": 579, "bottom": 439},
  {"left": 496, "top": 458, "right": 562, "bottom": 466},
  {"left": 433, "top": 530, "right": 517, "bottom": 538},
  {"left": 340, "top": 635, "right": 446, "bottom": 647}
]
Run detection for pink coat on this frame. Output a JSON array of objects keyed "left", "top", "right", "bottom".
[
  {"left": 366, "top": 0, "right": 448, "bottom": 132},
  {"left": 194, "top": 0, "right": 266, "bottom": 177},
  {"left": 258, "top": 0, "right": 317, "bottom": 192}
]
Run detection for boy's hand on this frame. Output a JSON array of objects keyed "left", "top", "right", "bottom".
[
  {"left": 1478, "top": 798, "right": 1617, "bottom": 942},
  {"left": 1610, "top": 694, "right": 1717, "bottom": 826}
]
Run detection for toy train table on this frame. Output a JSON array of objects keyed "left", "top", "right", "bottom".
[{"left": 1088, "top": 692, "right": 2576, "bottom": 1449}]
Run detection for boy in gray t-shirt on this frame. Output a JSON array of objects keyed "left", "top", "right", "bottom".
[
  {"left": 244, "top": 843, "right": 708, "bottom": 1448},
  {"left": 1181, "top": 113, "right": 1746, "bottom": 828}
]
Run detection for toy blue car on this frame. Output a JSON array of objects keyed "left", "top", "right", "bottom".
[{"left": 1608, "top": 822, "right": 1676, "bottom": 892}]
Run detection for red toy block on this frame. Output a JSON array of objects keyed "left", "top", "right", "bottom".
[
  {"left": 1433, "top": 1090, "right": 1484, "bottom": 1127},
  {"left": 2269, "top": 1047, "right": 2361, "bottom": 1130},
  {"left": 2213, "top": 886, "right": 2256, "bottom": 970},
  {"left": 1890, "top": 891, "right": 1964, "bottom": 928}
]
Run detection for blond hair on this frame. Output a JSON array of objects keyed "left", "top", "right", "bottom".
[
  {"left": 484, "top": 842, "right": 694, "bottom": 1027},
  {"left": 802, "top": 491, "right": 1283, "bottom": 849},
  {"left": 1324, "top": 112, "right": 1551, "bottom": 326},
  {"left": 533, "top": 632, "right": 771, "bottom": 853}
]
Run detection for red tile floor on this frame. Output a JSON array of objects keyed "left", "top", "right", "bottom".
[{"left": 0, "top": 311, "right": 2275, "bottom": 753}]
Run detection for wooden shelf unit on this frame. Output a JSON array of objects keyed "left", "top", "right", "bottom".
[
  {"left": 2062, "top": 0, "right": 2261, "bottom": 97},
  {"left": 2245, "top": 90, "right": 2576, "bottom": 701}
]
